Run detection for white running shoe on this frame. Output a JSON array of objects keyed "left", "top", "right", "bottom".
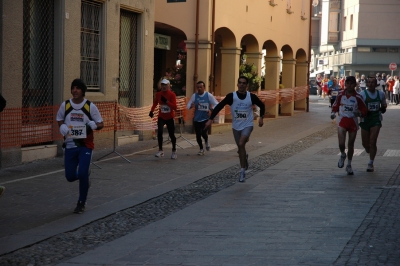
[
  {"left": 346, "top": 165, "right": 354, "bottom": 175},
  {"left": 171, "top": 151, "right": 177, "bottom": 159},
  {"left": 367, "top": 163, "right": 374, "bottom": 172},
  {"left": 338, "top": 154, "right": 346, "bottom": 168},
  {"left": 239, "top": 171, "right": 245, "bottom": 183},
  {"left": 205, "top": 142, "right": 211, "bottom": 151},
  {"left": 198, "top": 149, "right": 205, "bottom": 156},
  {"left": 155, "top": 150, "right": 164, "bottom": 158}
]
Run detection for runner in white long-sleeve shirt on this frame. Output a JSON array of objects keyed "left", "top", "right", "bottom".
[
  {"left": 186, "top": 81, "right": 219, "bottom": 155},
  {"left": 331, "top": 76, "right": 368, "bottom": 175}
]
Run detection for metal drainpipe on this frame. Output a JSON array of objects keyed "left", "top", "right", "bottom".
[
  {"left": 209, "top": 0, "right": 215, "bottom": 94},
  {"left": 307, "top": 0, "right": 313, "bottom": 113},
  {"left": 193, "top": 0, "right": 199, "bottom": 93}
]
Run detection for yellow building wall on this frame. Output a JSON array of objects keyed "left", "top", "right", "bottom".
[{"left": 155, "top": 0, "right": 311, "bottom": 96}]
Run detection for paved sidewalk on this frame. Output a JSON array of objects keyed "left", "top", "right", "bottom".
[{"left": 1, "top": 96, "right": 400, "bottom": 265}]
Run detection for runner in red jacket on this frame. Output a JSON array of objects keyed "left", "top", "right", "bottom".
[{"left": 149, "top": 79, "right": 178, "bottom": 159}]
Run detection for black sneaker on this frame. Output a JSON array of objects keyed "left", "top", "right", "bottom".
[
  {"left": 73, "top": 201, "right": 85, "bottom": 214},
  {"left": 338, "top": 154, "right": 346, "bottom": 168},
  {"left": 0, "top": 186, "right": 5, "bottom": 198}
]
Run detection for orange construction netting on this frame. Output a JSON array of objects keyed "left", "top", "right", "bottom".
[
  {"left": 0, "top": 106, "right": 62, "bottom": 148},
  {"left": 279, "top": 88, "right": 295, "bottom": 104},
  {"left": 0, "top": 88, "right": 309, "bottom": 148},
  {"left": 293, "top": 86, "right": 309, "bottom": 101},
  {"left": 257, "top": 89, "right": 280, "bottom": 105}
]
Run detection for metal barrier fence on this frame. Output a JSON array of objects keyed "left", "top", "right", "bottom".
[{"left": 0, "top": 86, "right": 308, "bottom": 149}]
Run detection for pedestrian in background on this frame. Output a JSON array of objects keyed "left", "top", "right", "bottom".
[
  {"left": 149, "top": 79, "right": 178, "bottom": 159},
  {"left": 0, "top": 93, "right": 6, "bottom": 197},
  {"left": 339, "top": 76, "right": 345, "bottom": 90},
  {"left": 386, "top": 76, "right": 395, "bottom": 105},
  {"left": 316, "top": 73, "right": 323, "bottom": 97},
  {"left": 186, "top": 81, "right": 219, "bottom": 156},
  {"left": 355, "top": 74, "right": 360, "bottom": 92},
  {"left": 376, "top": 75, "right": 385, "bottom": 92},
  {"left": 358, "top": 74, "right": 367, "bottom": 91},
  {"left": 393, "top": 76, "right": 399, "bottom": 105},
  {"left": 322, "top": 74, "right": 329, "bottom": 100},
  {"left": 56, "top": 79, "right": 104, "bottom": 214},
  {"left": 382, "top": 73, "right": 388, "bottom": 100},
  {"left": 328, "top": 76, "right": 340, "bottom": 108}
]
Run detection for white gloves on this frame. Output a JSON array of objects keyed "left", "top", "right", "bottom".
[
  {"left": 87, "top": 121, "right": 97, "bottom": 130},
  {"left": 60, "top": 124, "right": 69, "bottom": 136}
]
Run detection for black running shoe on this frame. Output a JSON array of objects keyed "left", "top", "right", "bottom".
[{"left": 73, "top": 201, "right": 85, "bottom": 214}]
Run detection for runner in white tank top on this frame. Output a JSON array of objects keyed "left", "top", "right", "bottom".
[{"left": 205, "top": 76, "right": 265, "bottom": 183}]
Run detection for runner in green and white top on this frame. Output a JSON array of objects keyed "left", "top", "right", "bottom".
[{"left": 359, "top": 76, "right": 387, "bottom": 172}]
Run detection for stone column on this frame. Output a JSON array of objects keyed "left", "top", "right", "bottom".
[
  {"left": 220, "top": 47, "right": 241, "bottom": 95},
  {"left": 264, "top": 56, "right": 280, "bottom": 118},
  {"left": 184, "top": 40, "right": 212, "bottom": 128},
  {"left": 185, "top": 40, "right": 212, "bottom": 95},
  {"left": 219, "top": 47, "right": 241, "bottom": 122},
  {"left": 281, "top": 59, "right": 296, "bottom": 116},
  {"left": 295, "top": 61, "right": 308, "bottom": 110},
  {"left": 264, "top": 56, "right": 280, "bottom": 90}
]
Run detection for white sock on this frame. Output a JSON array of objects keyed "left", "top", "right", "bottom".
[{"left": 241, "top": 168, "right": 245, "bottom": 172}]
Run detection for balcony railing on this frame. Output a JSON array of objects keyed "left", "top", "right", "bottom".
[
  {"left": 330, "top": 0, "right": 341, "bottom": 10},
  {"left": 328, "top": 32, "right": 339, "bottom": 43}
]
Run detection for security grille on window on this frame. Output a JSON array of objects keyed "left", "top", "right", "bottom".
[
  {"left": 23, "top": 0, "right": 54, "bottom": 108},
  {"left": 119, "top": 10, "right": 138, "bottom": 107},
  {"left": 81, "top": 0, "right": 102, "bottom": 91}
]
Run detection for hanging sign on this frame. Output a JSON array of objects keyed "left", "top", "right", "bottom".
[{"left": 155, "top": 33, "right": 171, "bottom": 50}]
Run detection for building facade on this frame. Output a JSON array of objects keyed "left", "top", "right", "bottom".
[
  {"left": 0, "top": 0, "right": 312, "bottom": 168},
  {"left": 0, "top": 0, "right": 155, "bottom": 168},
  {"left": 154, "top": 0, "right": 312, "bottom": 113},
  {"left": 310, "top": 0, "right": 400, "bottom": 78}
]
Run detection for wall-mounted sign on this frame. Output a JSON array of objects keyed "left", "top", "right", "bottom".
[
  {"left": 318, "top": 59, "right": 328, "bottom": 66},
  {"left": 155, "top": 33, "right": 171, "bottom": 50}
]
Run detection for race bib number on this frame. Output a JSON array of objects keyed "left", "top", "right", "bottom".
[
  {"left": 234, "top": 110, "right": 247, "bottom": 120},
  {"left": 331, "top": 91, "right": 338, "bottom": 96},
  {"left": 160, "top": 105, "right": 171, "bottom": 113},
  {"left": 69, "top": 125, "right": 87, "bottom": 139},
  {"left": 198, "top": 102, "right": 209, "bottom": 111},
  {"left": 343, "top": 104, "right": 354, "bottom": 112},
  {"left": 368, "top": 102, "right": 379, "bottom": 111}
]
